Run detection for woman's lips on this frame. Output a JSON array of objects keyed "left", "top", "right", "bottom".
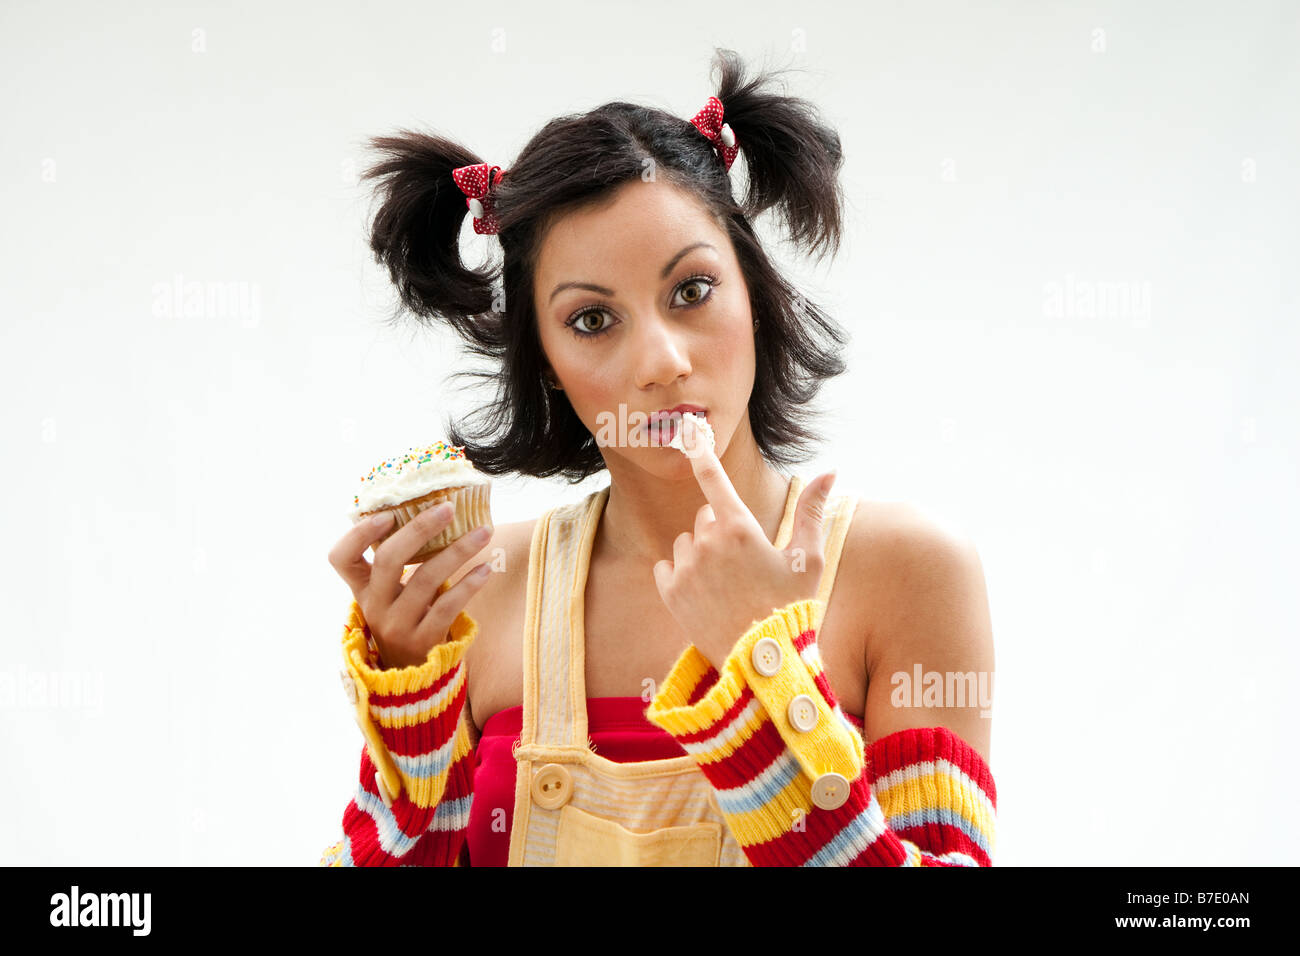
[
  {"left": 644, "top": 408, "right": 708, "bottom": 428},
  {"left": 643, "top": 409, "right": 708, "bottom": 444}
]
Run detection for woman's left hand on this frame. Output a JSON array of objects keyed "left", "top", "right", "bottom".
[{"left": 652, "top": 415, "right": 837, "bottom": 670}]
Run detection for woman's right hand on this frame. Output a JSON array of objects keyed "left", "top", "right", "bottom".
[{"left": 328, "top": 503, "right": 494, "bottom": 669}]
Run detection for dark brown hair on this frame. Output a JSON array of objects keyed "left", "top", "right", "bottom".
[{"left": 361, "top": 48, "right": 849, "bottom": 483}]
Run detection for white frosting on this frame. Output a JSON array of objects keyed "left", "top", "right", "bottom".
[
  {"left": 667, "top": 412, "right": 715, "bottom": 459},
  {"left": 348, "top": 444, "right": 489, "bottom": 521}
]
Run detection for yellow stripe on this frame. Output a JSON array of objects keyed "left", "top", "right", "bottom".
[
  {"left": 874, "top": 767, "right": 996, "bottom": 847},
  {"left": 341, "top": 601, "right": 477, "bottom": 699},
  {"left": 368, "top": 664, "right": 466, "bottom": 730},
  {"left": 719, "top": 773, "right": 816, "bottom": 848},
  {"left": 645, "top": 648, "right": 749, "bottom": 738}
]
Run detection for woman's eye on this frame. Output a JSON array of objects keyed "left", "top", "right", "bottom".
[
  {"left": 567, "top": 309, "right": 612, "bottom": 338},
  {"left": 672, "top": 275, "right": 716, "bottom": 307}
]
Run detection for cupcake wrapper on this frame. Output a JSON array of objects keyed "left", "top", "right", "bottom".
[{"left": 359, "top": 482, "right": 492, "bottom": 565}]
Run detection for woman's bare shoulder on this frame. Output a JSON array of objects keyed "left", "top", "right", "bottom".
[
  {"left": 846, "top": 495, "right": 990, "bottom": 663},
  {"left": 448, "top": 517, "right": 539, "bottom": 593},
  {"left": 453, "top": 516, "right": 540, "bottom": 734},
  {"left": 845, "top": 496, "right": 980, "bottom": 564},
  {"left": 838, "top": 495, "right": 985, "bottom": 648}
]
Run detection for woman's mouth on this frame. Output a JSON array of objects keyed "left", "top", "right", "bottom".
[
  {"left": 649, "top": 418, "right": 680, "bottom": 445},
  {"left": 643, "top": 409, "right": 708, "bottom": 445}
]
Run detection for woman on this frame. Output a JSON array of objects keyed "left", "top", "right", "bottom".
[{"left": 322, "top": 49, "right": 997, "bottom": 866}]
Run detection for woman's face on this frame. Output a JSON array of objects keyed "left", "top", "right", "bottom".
[{"left": 532, "top": 178, "right": 756, "bottom": 479}]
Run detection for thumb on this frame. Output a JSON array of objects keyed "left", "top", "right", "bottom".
[{"left": 788, "top": 471, "right": 836, "bottom": 559}]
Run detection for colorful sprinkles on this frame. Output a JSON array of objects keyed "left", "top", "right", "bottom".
[{"left": 352, "top": 440, "right": 467, "bottom": 508}]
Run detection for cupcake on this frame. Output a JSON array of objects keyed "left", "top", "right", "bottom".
[{"left": 348, "top": 440, "right": 492, "bottom": 564}]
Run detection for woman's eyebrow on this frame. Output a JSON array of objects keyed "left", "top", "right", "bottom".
[{"left": 547, "top": 241, "right": 718, "bottom": 304}]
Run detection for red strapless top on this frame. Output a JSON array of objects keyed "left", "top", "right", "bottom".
[{"left": 464, "top": 696, "right": 866, "bottom": 866}]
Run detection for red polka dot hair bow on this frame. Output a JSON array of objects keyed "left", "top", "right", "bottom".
[
  {"left": 452, "top": 163, "right": 506, "bottom": 234},
  {"left": 689, "top": 95, "right": 739, "bottom": 171}
]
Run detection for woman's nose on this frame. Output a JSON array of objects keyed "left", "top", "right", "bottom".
[{"left": 633, "top": 316, "right": 692, "bottom": 388}]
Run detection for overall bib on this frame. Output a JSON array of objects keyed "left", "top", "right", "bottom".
[{"left": 506, "top": 473, "right": 859, "bottom": 866}]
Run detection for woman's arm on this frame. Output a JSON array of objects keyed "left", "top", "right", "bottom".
[
  {"left": 319, "top": 598, "right": 479, "bottom": 867},
  {"left": 860, "top": 510, "right": 996, "bottom": 861},
  {"left": 646, "top": 519, "right": 996, "bottom": 867}
]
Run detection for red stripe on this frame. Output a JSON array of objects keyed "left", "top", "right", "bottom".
[
  {"left": 791, "top": 627, "right": 816, "bottom": 653},
  {"left": 375, "top": 680, "right": 467, "bottom": 759},
  {"left": 340, "top": 741, "right": 475, "bottom": 866},
  {"left": 685, "top": 662, "right": 720, "bottom": 706},
  {"left": 810, "top": 669, "right": 839, "bottom": 710},
  {"left": 344, "top": 752, "right": 429, "bottom": 840},
  {"left": 891, "top": 821, "right": 991, "bottom": 866},
  {"left": 694, "top": 713, "right": 788, "bottom": 791},
  {"left": 789, "top": 626, "right": 843, "bottom": 713},
  {"left": 672, "top": 684, "right": 757, "bottom": 746},
  {"left": 868, "top": 727, "right": 997, "bottom": 809},
  {"left": 368, "top": 661, "right": 462, "bottom": 709},
  {"left": 738, "top": 776, "right": 907, "bottom": 867}
]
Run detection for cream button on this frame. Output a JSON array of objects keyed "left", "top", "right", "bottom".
[
  {"left": 788, "top": 694, "right": 819, "bottom": 732},
  {"left": 751, "top": 638, "right": 783, "bottom": 677},
  {"left": 374, "top": 770, "right": 395, "bottom": 808},
  {"left": 531, "top": 763, "right": 573, "bottom": 810},
  {"left": 339, "top": 669, "right": 358, "bottom": 705},
  {"left": 811, "top": 772, "right": 850, "bottom": 810}
]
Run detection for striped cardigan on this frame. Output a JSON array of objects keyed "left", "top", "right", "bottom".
[{"left": 320, "top": 598, "right": 997, "bottom": 867}]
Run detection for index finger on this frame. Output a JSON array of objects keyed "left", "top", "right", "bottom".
[
  {"left": 676, "top": 414, "right": 747, "bottom": 521},
  {"left": 328, "top": 511, "right": 396, "bottom": 596}
]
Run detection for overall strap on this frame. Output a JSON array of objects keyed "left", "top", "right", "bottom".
[
  {"left": 818, "top": 488, "right": 859, "bottom": 608},
  {"left": 775, "top": 474, "right": 859, "bottom": 622},
  {"left": 518, "top": 487, "right": 606, "bottom": 750}
]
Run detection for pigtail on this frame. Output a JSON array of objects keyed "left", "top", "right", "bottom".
[
  {"left": 711, "top": 48, "right": 845, "bottom": 263},
  {"left": 360, "top": 129, "right": 503, "bottom": 350}
]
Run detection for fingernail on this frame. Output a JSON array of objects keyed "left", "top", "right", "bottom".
[
  {"left": 825, "top": 470, "right": 837, "bottom": 491},
  {"left": 370, "top": 512, "right": 394, "bottom": 528}
]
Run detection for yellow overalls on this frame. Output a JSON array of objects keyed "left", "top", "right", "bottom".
[{"left": 506, "top": 473, "right": 859, "bottom": 865}]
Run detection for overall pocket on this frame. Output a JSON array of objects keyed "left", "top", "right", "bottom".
[{"left": 554, "top": 804, "right": 722, "bottom": 867}]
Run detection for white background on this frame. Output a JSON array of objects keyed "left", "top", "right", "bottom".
[{"left": 2, "top": 0, "right": 1296, "bottom": 865}]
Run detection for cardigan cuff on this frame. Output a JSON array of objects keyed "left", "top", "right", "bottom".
[
  {"left": 339, "top": 599, "right": 478, "bottom": 808},
  {"left": 867, "top": 726, "right": 999, "bottom": 864},
  {"left": 644, "top": 599, "right": 880, "bottom": 858},
  {"left": 644, "top": 598, "right": 864, "bottom": 783}
]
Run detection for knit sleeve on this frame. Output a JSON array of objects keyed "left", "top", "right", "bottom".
[
  {"left": 318, "top": 592, "right": 478, "bottom": 867},
  {"left": 644, "top": 599, "right": 997, "bottom": 866}
]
